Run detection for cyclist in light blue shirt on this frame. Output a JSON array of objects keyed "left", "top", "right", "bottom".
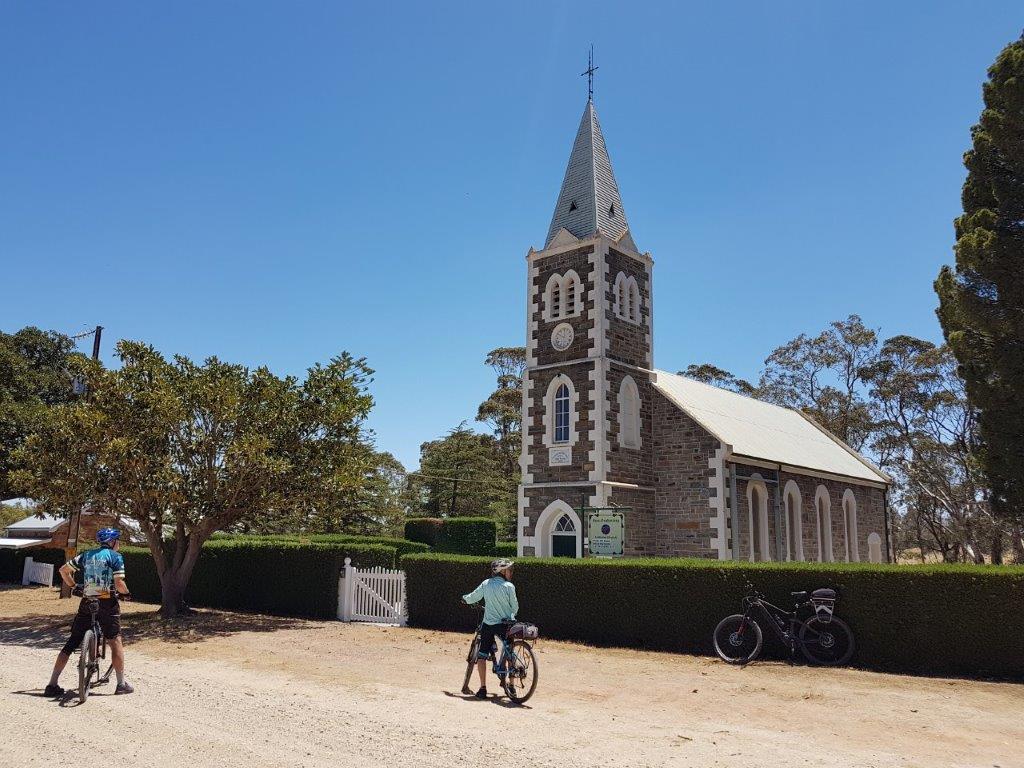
[{"left": 462, "top": 558, "right": 518, "bottom": 699}]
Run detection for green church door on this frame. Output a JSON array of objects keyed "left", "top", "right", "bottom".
[{"left": 552, "top": 533, "right": 577, "bottom": 558}]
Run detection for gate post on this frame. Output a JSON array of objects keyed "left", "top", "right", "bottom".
[
  {"left": 339, "top": 557, "right": 354, "bottom": 622},
  {"left": 21, "top": 557, "right": 34, "bottom": 586}
]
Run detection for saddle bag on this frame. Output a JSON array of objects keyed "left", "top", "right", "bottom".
[
  {"left": 810, "top": 588, "right": 837, "bottom": 623},
  {"left": 506, "top": 622, "right": 539, "bottom": 640}
]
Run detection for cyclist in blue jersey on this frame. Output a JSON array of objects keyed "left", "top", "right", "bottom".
[
  {"left": 43, "top": 527, "right": 134, "bottom": 697},
  {"left": 462, "top": 558, "right": 518, "bottom": 699}
]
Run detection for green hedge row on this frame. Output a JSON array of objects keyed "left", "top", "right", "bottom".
[
  {"left": 494, "top": 542, "right": 517, "bottom": 558},
  {"left": 404, "top": 518, "right": 443, "bottom": 547},
  {"left": 229, "top": 533, "right": 428, "bottom": 560},
  {"left": 121, "top": 540, "right": 395, "bottom": 619},
  {"left": 0, "top": 547, "right": 65, "bottom": 585},
  {"left": 434, "top": 518, "right": 496, "bottom": 555},
  {"left": 401, "top": 554, "right": 1024, "bottom": 679}
]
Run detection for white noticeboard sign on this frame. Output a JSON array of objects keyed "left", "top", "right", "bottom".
[{"left": 587, "top": 512, "right": 624, "bottom": 557}]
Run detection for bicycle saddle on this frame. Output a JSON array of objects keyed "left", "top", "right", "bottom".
[{"left": 791, "top": 590, "right": 809, "bottom": 600}]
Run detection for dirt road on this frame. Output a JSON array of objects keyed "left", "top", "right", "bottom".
[{"left": 0, "top": 586, "right": 1020, "bottom": 768}]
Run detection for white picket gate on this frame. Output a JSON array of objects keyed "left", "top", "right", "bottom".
[
  {"left": 338, "top": 557, "right": 407, "bottom": 626},
  {"left": 22, "top": 557, "right": 54, "bottom": 587}
]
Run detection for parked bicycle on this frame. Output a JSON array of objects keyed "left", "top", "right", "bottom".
[
  {"left": 73, "top": 587, "right": 130, "bottom": 703},
  {"left": 713, "top": 584, "right": 855, "bottom": 666},
  {"left": 460, "top": 606, "right": 539, "bottom": 704}
]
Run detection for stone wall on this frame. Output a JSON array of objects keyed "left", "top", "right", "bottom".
[
  {"left": 652, "top": 390, "right": 722, "bottom": 558},
  {"left": 532, "top": 245, "right": 596, "bottom": 368},
  {"left": 604, "top": 247, "right": 650, "bottom": 368},
  {"left": 730, "top": 463, "right": 888, "bottom": 563},
  {"left": 605, "top": 362, "right": 656, "bottom": 487}
]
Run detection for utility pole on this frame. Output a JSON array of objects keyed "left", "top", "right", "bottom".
[{"left": 61, "top": 325, "right": 103, "bottom": 598}]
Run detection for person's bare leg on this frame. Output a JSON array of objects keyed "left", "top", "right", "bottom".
[
  {"left": 47, "top": 652, "right": 71, "bottom": 688},
  {"left": 109, "top": 636, "right": 125, "bottom": 679},
  {"left": 476, "top": 658, "right": 487, "bottom": 689}
]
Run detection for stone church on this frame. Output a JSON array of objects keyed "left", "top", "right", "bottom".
[{"left": 516, "top": 97, "right": 891, "bottom": 563}]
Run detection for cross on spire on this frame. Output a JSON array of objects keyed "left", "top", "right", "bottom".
[{"left": 581, "top": 45, "right": 598, "bottom": 102}]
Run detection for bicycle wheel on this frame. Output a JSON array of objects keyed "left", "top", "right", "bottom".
[
  {"left": 78, "top": 629, "right": 96, "bottom": 703},
  {"left": 461, "top": 635, "right": 480, "bottom": 695},
  {"left": 713, "top": 614, "right": 763, "bottom": 664},
  {"left": 502, "top": 640, "right": 538, "bottom": 705},
  {"left": 798, "top": 616, "right": 855, "bottom": 666}
]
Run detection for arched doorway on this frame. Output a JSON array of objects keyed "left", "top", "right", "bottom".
[{"left": 535, "top": 500, "right": 583, "bottom": 558}]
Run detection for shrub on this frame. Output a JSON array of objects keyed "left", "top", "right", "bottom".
[
  {"left": 404, "top": 518, "right": 443, "bottom": 547},
  {"left": 221, "top": 533, "right": 428, "bottom": 559},
  {"left": 121, "top": 540, "right": 396, "bottom": 619},
  {"left": 494, "top": 542, "right": 517, "bottom": 558},
  {"left": 0, "top": 547, "right": 65, "bottom": 585},
  {"left": 401, "top": 554, "right": 1024, "bottom": 679},
  {"left": 434, "top": 518, "right": 496, "bottom": 556}
]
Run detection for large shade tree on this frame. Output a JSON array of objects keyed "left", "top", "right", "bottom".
[
  {"left": 14, "top": 341, "right": 378, "bottom": 618},
  {"left": 0, "top": 327, "right": 84, "bottom": 499},
  {"left": 936, "top": 34, "right": 1024, "bottom": 525}
]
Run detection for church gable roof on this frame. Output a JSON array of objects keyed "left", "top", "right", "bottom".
[
  {"left": 652, "top": 370, "right": 889, "bottom": 485},
  {"left": 545, "top": 101, "right": 631, "bottom": 248}
]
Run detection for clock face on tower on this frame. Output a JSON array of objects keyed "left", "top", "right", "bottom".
[{"left": 551, "top": 323, "right": 574, "bottom": 351}]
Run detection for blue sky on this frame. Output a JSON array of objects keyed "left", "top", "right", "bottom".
[{"left": 1, "top": 3, "right": 1020, "bottom": 469}]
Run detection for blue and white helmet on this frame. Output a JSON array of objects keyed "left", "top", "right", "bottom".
[{"left": 97, "top": 527, "right": 120, "bottom": 546}]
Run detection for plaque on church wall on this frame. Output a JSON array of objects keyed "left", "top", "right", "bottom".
[
  {"left": 550, "top": 323, "right": 574, "bottom": 351},
  {"left": 548, "top": 447, "right": 571, "bottom": 465}
]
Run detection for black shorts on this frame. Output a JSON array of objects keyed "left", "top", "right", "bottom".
[
  {"left": 478, "top": 622, "right": 511, "bottom": 660},
  {"left": 61, "top": 597, "right": 120, "bottom": 655}
]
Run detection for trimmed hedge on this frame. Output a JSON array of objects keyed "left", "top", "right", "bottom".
[
  {"left": 434, "top": 517, "right": 496, "bottom": 556},
  {"left": 223, "top": 533, "right": 428, "bottom": 560},
  {"left": 121, "top": 540, "right": 395, "bottom": 619},
  {"left": 401, "top": 554, "right": 1024, "bottom": 679},
  {"left": 494, "top": 542, "right": 517, "bottom": 558},
  {"left": 404, "top": 518, "right": 443, "bottom": 547},
  {"left": 0, "top": 546, "right": 66, "bottom": 585}
]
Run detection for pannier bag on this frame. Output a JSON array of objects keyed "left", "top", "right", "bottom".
[
  {"left": 506, "top": 622, "right": 539, "bottom": 640},
  {"left": 810, "top": 588, "right": 837, "bottom": 623}
]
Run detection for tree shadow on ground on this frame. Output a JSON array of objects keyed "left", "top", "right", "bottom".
[{"left": 0, "top": 604, "right": 315, "bottom": 651}]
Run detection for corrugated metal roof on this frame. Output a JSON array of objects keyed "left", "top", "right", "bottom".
[
  {"left": 5, "top": 514, "right": 65, "bottom": 533},
  {"left": 0, "top": 537, "right": 53, "bottom": 549},
  {"left": 545, "top": 101, "right": 631, "bottom": 248},
  {"left": 652, "top": 370, "right": 888, "bottom": 484}
]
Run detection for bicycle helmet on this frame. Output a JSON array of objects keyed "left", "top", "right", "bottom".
[
  {"left": 97, "top": 527, "right": 120, "bottom": 546},
  {"left": 491, "top": 558, "right": 515, "bottom": 574}
]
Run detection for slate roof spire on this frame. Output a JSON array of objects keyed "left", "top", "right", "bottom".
[{"left": 544, "top": 100, "right": 632, "bottom": 249}]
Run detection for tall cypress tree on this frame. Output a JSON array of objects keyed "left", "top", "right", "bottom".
[{"left": 936, "top": 34, "right": 1024, "bottom": 523}]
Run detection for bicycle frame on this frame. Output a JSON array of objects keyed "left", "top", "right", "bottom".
[{"left": 740, "top": 596, "right": 806, "bottom": 652}]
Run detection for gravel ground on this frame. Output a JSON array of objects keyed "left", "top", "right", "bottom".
[{"left": 0, "top": 585, "right": 1020, "bottom": 768}]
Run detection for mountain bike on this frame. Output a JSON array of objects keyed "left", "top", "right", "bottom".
[
  {"left": 713, "top": 584, "right": 855, "bottom": 666},
  {"left": 460, "top": 606, "right": 539, "bottom": 704},
  {"left": 73, "top": 588, "right": 130, "bottom": 703}
]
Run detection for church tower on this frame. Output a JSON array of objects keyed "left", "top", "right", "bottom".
[{"left": 518, "top": 98, "right": 656, "bottom": 558}]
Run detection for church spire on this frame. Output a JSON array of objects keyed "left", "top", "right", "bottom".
[{"left": 544, "top": 99, "right": 632, "bottom": 249}]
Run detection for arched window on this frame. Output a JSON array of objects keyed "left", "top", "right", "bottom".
[
  {"left": 562, "top": 271, "right": 583, "bottom": 317},
  {"left": 543, "top": 375, "right": 577, "bottom": 451},
  {"left": 554, "top": 384, "right": 570, "bottom": 443},
  {"left": 867, "top": 532, "right": 882, "bottom": 563},
  {"left": 613, "top": 272, "right": 627, "bottom": 320},
  {"left": 747, "top": 477, "right": 771, "bottom": 562},
  {"left": 554, "top": 513, "right": 576, "bottom": 532},
  {"left": 815, "top": 486, "right": 833, "bottom": 562},
  {"left": 627, "top": 277, "right": 640, "bottom": 324},
  {"left": 617, "top": 376, "right": 641, "bottom": 449},
  {"left": 783, "top": 480, "right": 803, "bottom": 562},
  {"left": 545, "top": 275, "right": 562, "bottom": 321},
  {"left": 842, "top": 489, "right": 859, "bottom": 562}
]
